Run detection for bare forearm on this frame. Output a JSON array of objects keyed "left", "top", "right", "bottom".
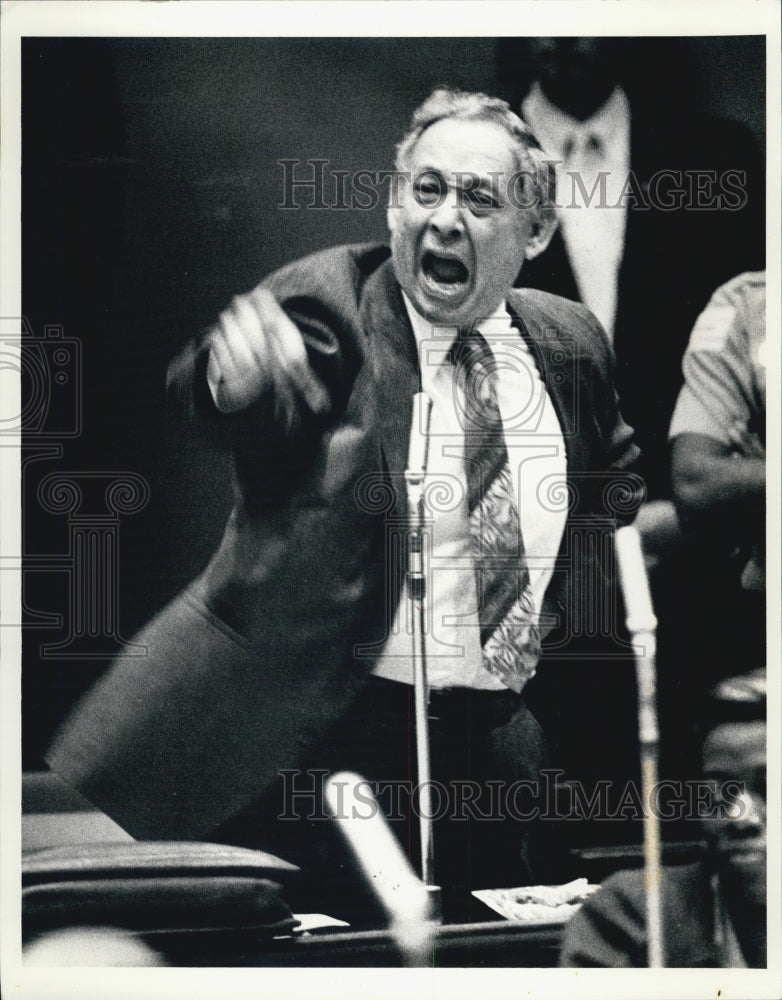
[{"left": 672, "top": 434, "right": 765, "bottom": 523}]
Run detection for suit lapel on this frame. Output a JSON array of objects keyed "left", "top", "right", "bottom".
[
  {"left": 507, "top": 295, "right": 591, "bottom": 476},
  {"left": 359, "top": 260, "right": 420, "bottom": 516}
]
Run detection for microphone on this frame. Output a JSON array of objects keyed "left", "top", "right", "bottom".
[
  {"left": 407, "top": 392, "right": 433, "bottom": 479},
  {"left": 615, "top": 524, "right": 665, "bottom": 968},
  {"left": 404, "top": 391, "right": 433, "bottom": 611},
  {"left": 324, "top": 772, "right": 436, "bottom": 966},
  {"left": 615, "top": 524, "right": 657, "bottom": 642}
]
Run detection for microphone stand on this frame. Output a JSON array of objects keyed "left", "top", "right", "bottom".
[
  {"left": 615, "top": 525, "right": 665, "bottom": 968},
  {"left": 404, "top": 392, "right": 441, "bottom": 922}
]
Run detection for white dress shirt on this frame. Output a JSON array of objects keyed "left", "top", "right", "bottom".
[
  {"left": 522, "top": 81, "right": 631, "bottom": 340},
  {"left": 373, "top": 294, "right": 567, "bottom": 690}
]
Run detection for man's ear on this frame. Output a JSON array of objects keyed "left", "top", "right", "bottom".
[{"left": 523, "top": 212, "right": 558, "bottom": 260}]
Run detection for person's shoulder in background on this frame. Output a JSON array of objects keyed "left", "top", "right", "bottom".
[{"left": 559, "top": 863, "right": 719, "bottom": 968}]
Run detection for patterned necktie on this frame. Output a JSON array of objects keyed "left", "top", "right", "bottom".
[{"left": 449, "top": 330, "right": 541, "bottom": 693}]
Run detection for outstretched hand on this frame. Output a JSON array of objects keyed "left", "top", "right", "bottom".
[{"left": 206, "top": 286, "right": 330, "bottom": 422}]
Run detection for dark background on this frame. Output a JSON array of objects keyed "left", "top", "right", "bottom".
[{"left": 21, "top": 36, "right": 766, "bottom": 767}]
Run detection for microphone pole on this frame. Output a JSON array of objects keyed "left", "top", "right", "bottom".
[
  {"left": 404, "top": 392, "right": 441, "bottom": 922},
  {"left": 615, "top": 525, "right": 665, "bottom": 968}
]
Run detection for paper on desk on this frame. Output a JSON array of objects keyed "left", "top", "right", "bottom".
[
  {"left": 290, "top": 913, "right": 351, "bottom": 933},
  {"left": 472, "top": 878, "right": 599, "bottom": 925}
]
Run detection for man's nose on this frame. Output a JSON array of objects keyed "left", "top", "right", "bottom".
[
  {"left": 727, "top": 790, "right": 766, "bottom": 837},
  {"left": 429, "top": 191, "right": 464, "bottom": 241}
]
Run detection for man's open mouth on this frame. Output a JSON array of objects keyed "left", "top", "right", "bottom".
[{"left": 421, "top": 252, "right": 470, "bottom": 295}]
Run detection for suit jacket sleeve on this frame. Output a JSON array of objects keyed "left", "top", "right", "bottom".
[
  {"left": 45, "top": 245, "right": 389, "bottom": 840},
  {"left": 165, "top": 246, "right": 371, "bottom": 509}
]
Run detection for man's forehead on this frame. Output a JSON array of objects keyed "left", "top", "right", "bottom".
[
  {"left": 703, "top": 721, "right": 766, "bottom": 776},
  {"left": 406, "top": 117, "right": 519, "bottom": 180}
]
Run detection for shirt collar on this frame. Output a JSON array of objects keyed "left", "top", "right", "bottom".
[
  {"left": 521, "top": 80, "right": 630, "bottom": 162},
  {"left": 400, "top": 290, "right": 514, "bottom": 354}
]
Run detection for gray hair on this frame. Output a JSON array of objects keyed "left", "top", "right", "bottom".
[{"left": 394, "top": 88, "right": 556, "bottom": 223}]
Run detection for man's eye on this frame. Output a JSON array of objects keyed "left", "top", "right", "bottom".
[{"left": 414, "top": 175, "right": 444, "bottom": 206}]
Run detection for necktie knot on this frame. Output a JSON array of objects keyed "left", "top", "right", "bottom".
[
  {"left": 451, "top": 326, "right": 492, "bottom": 357},
  {"left": 563, "top": 131, "right": 603, "bottom": 166}
]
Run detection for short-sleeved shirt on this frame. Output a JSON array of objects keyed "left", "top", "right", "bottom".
[
  {"left": 669, "top": 271, "right": 766, "bottom": 449},
  {"left": 669, "top": 271, "right": 766, "bottom": 589}
]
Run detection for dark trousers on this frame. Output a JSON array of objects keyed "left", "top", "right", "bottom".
[{"left": 214, "top": 675, "right": 549, "bottom": 925}]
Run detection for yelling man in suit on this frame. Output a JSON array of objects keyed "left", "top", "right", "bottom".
[{"left": 49, "top": 88, "right": 643, "bottom": 923}]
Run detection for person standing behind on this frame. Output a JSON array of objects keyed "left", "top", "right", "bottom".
[{"left": 498, "top": 36, "right": 764, "bottom": 502}]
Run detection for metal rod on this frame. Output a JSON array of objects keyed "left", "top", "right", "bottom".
[
  {"left": 615, "top": 525, "right": 665, "bottom": 968},
  {"left": 404, "top": 392, "right": 440, "bottom": 920}
]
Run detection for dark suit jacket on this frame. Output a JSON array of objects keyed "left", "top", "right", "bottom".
[
  {"left": 47, "top": 243, "right": 641, "bottom": 840},
  {"left": 516, "top": 108, "right": 765, "bottom": 499},
  {"left": 559, "top": 861, "right": 764, "bottom": 968},
  {"left": 560, "top": 864, "right": 719, "bottom": 967}
]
